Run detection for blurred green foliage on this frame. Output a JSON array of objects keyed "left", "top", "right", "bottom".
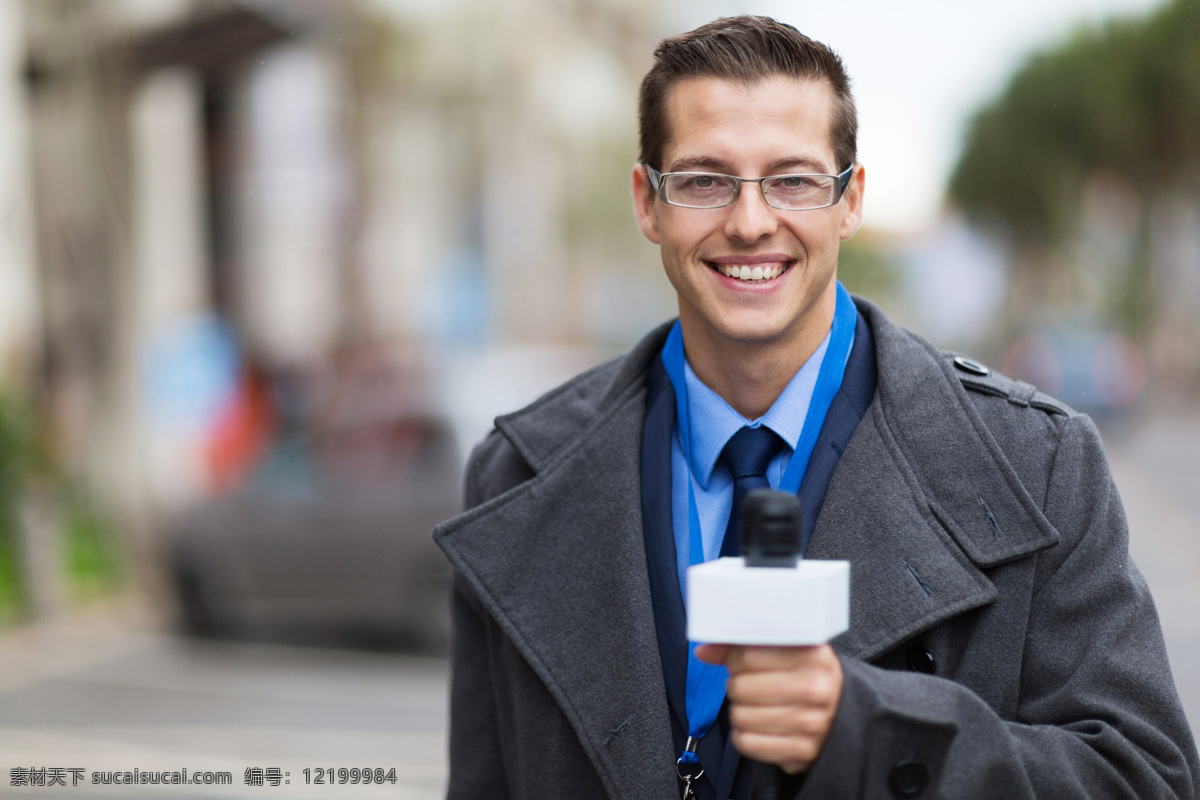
[
  {"left": 0, "top": 390, "right": 122, "bottom": 623},
  {"left": 950, "top": 0, "right": 1200, "bottom": 244},
  {"left": 564, "top": 137, "right": 645, "bottom": 260},
  {"left": 0, "top": 392, "right": 43, "bottom": 620},
  {"left": 62, "top": 500, "right": 123, "bottom": 603},
  {"left": 838, "top": 231, "right": 900, "bottom": 301}
]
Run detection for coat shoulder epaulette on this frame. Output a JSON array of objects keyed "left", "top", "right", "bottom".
[{"left": 942, "top": 351, "right": 1073, "bottom": 418}]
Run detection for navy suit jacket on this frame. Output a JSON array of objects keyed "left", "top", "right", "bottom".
[{"left": 640, "top": 310, "right": 877, "bottom": 800}]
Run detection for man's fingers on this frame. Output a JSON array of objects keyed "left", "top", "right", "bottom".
[
  {"left": 728, "top": 702, "right": 833, "bottom": 736},
  {"left": 725, "top": 664, "right": 842, "bottom": 706},
  {"left": 722, "top": 644, "right": 832, "bottom": 673},
  {"left": 730, "top": 729, "right": 819, "bottom": 775},
  {"left": 695, "top": 643, "right": 835, "bottom": 672},
  {"left": 693, "top": 643, "right": 731, "bottom": 664},
  {"left": 716, "top": 646, "right": 844, "bottom": 773}
]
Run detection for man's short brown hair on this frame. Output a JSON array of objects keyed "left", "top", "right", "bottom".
[{"left": 638, "top": 16, "right": 857, "bottom": 174}]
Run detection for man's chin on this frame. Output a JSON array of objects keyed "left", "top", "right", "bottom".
[{"left": 699, "top": 316, "right": 797, "bottom": 351}]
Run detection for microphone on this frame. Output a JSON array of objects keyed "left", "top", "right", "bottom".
[
  {"left": 740, "top": 490, "right": 806, "bottom": 800},
  {"left": 686, "top": 489, "right": 850, "bottom": 800},
  {"left": 686, "top": 491, "right": 848, "bottom": 647},
  {"left": 739, "top": 488, "right": 802, "bottom": 568}
]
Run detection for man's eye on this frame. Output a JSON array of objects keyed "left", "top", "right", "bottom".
[
  {"left": 689, "top": 175, "right": 716, "bottom": 189},
  {"left": 778, "top": 176, "right": 813, "bottom": 189}
]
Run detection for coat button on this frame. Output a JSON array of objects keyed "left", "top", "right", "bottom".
[
  {"left": 905, "top": 645, "right": 936, "bottom": 675},
  {"left": 888, "top": 759, "right": 929, "bottom": 797},
  {"left": 952, "top": 355, "right": 989, "bottom": 376}
]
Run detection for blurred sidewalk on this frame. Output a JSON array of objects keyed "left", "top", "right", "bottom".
[
  {"left": 0, "top": 597, "right": 448, "bottom": 799},
  {"left": 0, "top": 595, "right": 166, "bottom": 698}
]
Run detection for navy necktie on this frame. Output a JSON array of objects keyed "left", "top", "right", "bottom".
[{"left": 719, "top": 426, "right": 783, "bottom": 557}]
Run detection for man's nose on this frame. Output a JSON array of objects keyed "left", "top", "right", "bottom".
[{"left": 723, "top": 182, "right": 778, "bottom": 242}]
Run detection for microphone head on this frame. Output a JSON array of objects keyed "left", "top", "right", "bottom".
[{"left": 739, "top": 488, "right": 802, "bottom": 568}]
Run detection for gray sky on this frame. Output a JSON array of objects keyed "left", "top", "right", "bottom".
[{"left": 678, "top": 0, "right": 1166, "bottom": 233}]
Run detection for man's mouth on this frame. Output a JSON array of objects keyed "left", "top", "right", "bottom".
[{"left": 707, "top": 261, "right": 791, "bottom": 283}]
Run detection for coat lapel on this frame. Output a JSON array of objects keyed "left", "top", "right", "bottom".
[
  {"left": 435, "top": 326, "right": 677, "bottom": 800},
  {"left": 812, "top": 302, "right": 1060, "bottom": 661},
  {"left": 808, "top": 404, "right": 1002, "bottom": 660}
]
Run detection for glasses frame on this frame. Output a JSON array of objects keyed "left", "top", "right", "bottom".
[{"left": 645, "top": 163, "right": 854, "bottom": 211}]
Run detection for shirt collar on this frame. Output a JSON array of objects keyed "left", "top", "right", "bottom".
[{"left": 682, "top": 330, "right": 832, "bottom": 489}]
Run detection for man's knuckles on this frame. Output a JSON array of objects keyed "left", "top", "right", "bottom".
[
  {"left": 726, "top": 644, "right": 826, "bottom": 672},
  {"left": 728, "top": 703, "right": 801, "bottom": 730},
  {"left": 730, "top": 729, "right": 821, "bottom": 769},
  {"left": 726, "top": 669, "right": 840, "bottom": 705},
  {"left": 729, "top": 704, "right": 830, "bottom": 735}
]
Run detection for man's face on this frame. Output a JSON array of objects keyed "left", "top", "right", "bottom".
[{"left": 633, "top": 76, "right": 864, "bottom": 362}]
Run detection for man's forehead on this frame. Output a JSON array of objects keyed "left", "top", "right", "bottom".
[{"left": 660, "top": 75, "right": 840, "bottom": 172}]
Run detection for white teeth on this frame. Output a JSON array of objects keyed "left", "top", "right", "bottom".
[{"left": 717, "top": 263, "right": 786, "bottom": 282}]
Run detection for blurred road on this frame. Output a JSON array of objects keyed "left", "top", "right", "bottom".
[
  {"left": 0, "top": 616, "right": 448, "bottom": 799},
  {"left": 0, "top": 408, "right": 1196, "bottom": 799}
]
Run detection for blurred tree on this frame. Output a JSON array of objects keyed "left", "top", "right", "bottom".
[
  {"left": 0, "top": 392, "right": 48, "bottom": 621},
  {"left": 949, "top": 0, "right": 1200, "bottom": 341},
  {"left": 0, "top": 391, "right": 122, "bottom": 624},
  {"left": 838, "top": 231, "right": 900, "bottom": 303}
]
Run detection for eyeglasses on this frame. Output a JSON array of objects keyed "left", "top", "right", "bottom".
[{"left": 645, "top": 164, "right": 853, "bottom": 210}]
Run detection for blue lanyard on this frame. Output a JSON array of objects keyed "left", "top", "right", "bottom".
[{"left": 660, "top": 281, "right": 857, "bottom": 773}]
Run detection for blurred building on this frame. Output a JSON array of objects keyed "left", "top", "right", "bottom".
[{"left": 8, "top": 0, "right": 675, "bottom": 574}]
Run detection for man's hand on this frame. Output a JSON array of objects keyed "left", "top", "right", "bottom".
[{"left": 695, "top": 643, "right": 843, "bottom": 774}]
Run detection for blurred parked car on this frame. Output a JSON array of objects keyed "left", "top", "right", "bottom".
[{"left": 165, "top": 399, "right": 462, "bottom": 652}]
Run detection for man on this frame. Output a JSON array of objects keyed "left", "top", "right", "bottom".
[{"left": 434, "top": 16, "right": 1199, "bottom": 800}]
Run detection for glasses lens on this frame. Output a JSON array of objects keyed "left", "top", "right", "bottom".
[
  {"left": 664, "top": 173, "right": 737, "bottom": 208},
  {"left": 763, "top": 175, "right": 837, "bottom": 209}
]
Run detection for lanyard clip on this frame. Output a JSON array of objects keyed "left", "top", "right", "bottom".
[{"left": 677, "top": 735, "right": 704, "bottom": 781}]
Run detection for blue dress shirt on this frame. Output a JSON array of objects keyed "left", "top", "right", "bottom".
[{"left": 670, "top": 325, "right": 852, "bottom": 596}]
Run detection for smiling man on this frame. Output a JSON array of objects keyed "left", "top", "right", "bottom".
[{"left": 434, "top": 16, "right": 1199, "bottom": 800}]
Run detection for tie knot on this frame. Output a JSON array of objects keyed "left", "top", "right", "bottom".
[{"left": 720, "top": 426, "right": 781, "bottom": 479}]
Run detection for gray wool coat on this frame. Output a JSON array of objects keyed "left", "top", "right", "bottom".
[{"left": 433, "top": 299, "right": 1199, "bottom": 800}]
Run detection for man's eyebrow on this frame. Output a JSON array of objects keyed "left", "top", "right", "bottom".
[
  {"left": 666, "top": 155, "right": 836, "bottom": 174},
  {"left": 667, "top": 155, "right": 733, "bottom": 173},
  {"left": 764, "top": 156, "right": 834, "bottom": 174}
]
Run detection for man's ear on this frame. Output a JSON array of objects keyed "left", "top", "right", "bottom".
[
  {"left": 838, "top": 164, "right": 865, "bottom": 241},
  {"left": 631, "top": 164, "right": 661, "bottom": 245}
]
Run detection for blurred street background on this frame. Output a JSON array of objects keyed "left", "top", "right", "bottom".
[{"left": 0, "top": 0, "right": 1197, "bottom": 796}]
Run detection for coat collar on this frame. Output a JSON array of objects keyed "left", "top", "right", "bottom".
[
  {"left": 434, "top": 302, "right": 1059, "bottom": 792},
  {"left": 435, "top": 322, "right": 677, "bottom": 800}
]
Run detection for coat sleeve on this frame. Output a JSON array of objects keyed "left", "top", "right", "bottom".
[
  {"left": 444, "top": 431, "right": 534, "bottom": 800},
  {"left": 797, "top": 414, "right": 1200, "bottom": 799},
  {"left": 447, "top": 576, "right": 511, "bottom": 800}
]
